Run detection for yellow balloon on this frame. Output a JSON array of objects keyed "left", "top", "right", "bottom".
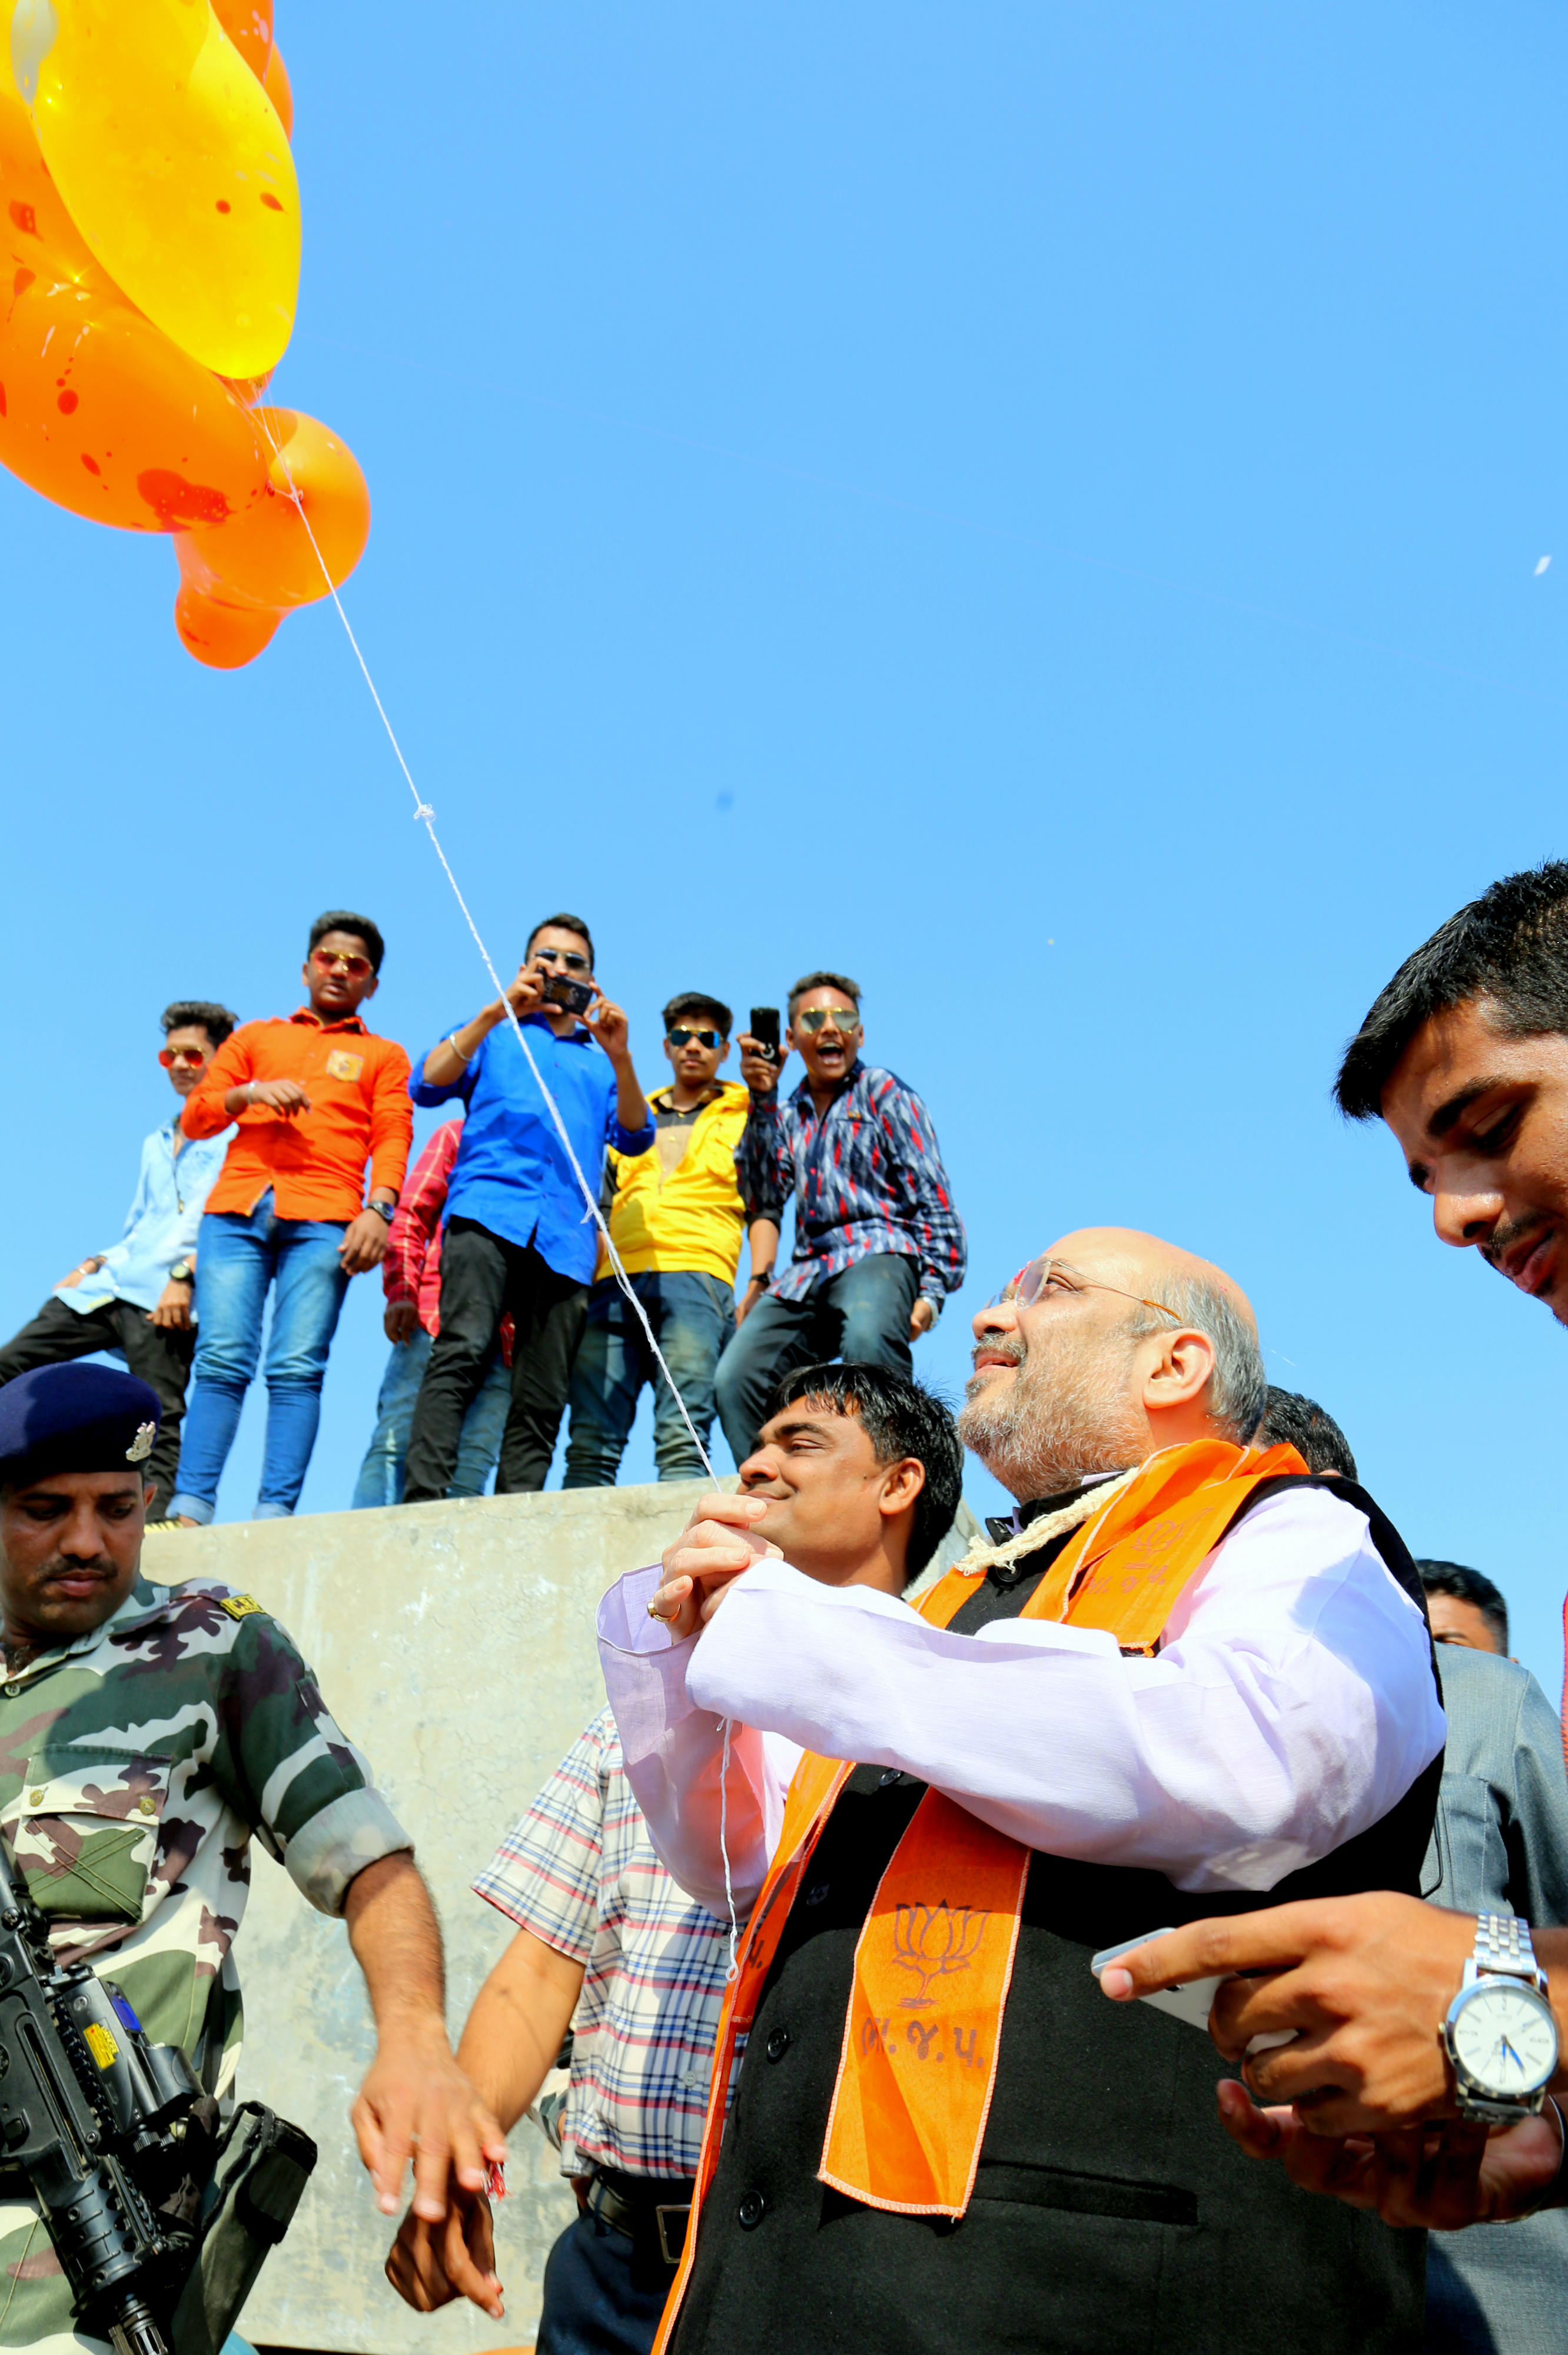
[{"left": 23, "top": 0, "right": 300, "bottom": 379}]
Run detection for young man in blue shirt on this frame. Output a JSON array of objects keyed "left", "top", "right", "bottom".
[
  {"left": 0, "top": 1000, "right": 238, "bottom": 1517},
  {"left": 404, "top": 914, "right": 654, "bottom": 1499}
]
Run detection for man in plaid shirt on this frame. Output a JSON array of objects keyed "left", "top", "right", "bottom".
[
  {"left": 350, "top": 1119, "right": 514, "bottom": 1506},
  {"left": 383, "top": 1361, "right": 964, "bottom": 2355},
  {"left": 715, "top": 970, "right": 966, "bottom": 1464}
]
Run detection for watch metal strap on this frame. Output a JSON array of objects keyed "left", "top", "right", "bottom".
[{"left": 1476, "top": 1912, "right": 1543, "bottom": 1984}]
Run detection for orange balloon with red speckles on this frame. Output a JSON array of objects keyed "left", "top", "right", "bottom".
[{"left": 0, "top": 87, "right": 272, "bottom": 532}]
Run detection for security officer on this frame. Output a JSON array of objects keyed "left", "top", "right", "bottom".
[{"left": 0, "top": 1362, "right": 504, "bottom": 2351}]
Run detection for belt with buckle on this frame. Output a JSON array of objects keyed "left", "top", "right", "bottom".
[{"left": 585, "top": 2168, "right": 695, "bottom": 2265}]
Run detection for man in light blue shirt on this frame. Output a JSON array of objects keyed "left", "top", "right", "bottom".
[
  {"left": 0, "top": 1000, "right": 238, "bottom": 1517},
  {"left": 403, "top": 914, "right": 654, "bottom": 1499}
]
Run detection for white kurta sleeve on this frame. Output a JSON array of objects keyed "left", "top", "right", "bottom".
[
  {"left": 677, "top": 1485, "right": 1446, "bottom": 1895},
  {"left": 597, "top": 1563, "right": 799, "bottom": 1912}
]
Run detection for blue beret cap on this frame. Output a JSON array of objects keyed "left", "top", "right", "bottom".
[{"left": 0, "top": 1364, "right": 161, "bottom": 1490}]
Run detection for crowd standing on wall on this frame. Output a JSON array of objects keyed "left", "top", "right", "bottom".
[{"left": 21, "top": 910, "right": 965, "bottom": 1522}]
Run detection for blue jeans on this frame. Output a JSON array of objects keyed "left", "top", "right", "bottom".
[
  {"left": 714, "top": 1251, "right": 919, "bottom": 1465},
  {"left": 170, "top": 1193, "right": 350, "bottom": 1523},
  {"left": 351, "top": 1326, "right": 511, "bottom": 1507},
  {"left": 562, "top": 1271, "right": 735, "bottom": 1485}
]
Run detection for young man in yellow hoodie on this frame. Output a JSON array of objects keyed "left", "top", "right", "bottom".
[{"left": 563, "top": 994, "right": 772, "bottom": 1484}]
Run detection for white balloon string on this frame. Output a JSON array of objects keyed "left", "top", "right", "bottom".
[
  {"left": 717, "top": 1717, "right": 740, "bottom": 1981},
  {"left": 253, "top": 405, "right": 719, "bottom": 1481}
]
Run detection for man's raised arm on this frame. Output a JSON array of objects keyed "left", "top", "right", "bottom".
[{"left": 597, "top": 1498, "right": 796, "bottom": 1911}]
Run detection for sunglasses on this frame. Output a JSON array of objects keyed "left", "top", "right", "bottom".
[
  {"left": 667, "top": 1027, "right": 724, "bottom": 1050},
  {"left": 533, "top": 946, "right": 591, "bottom": 973},
  {"left": 158, "top": 1046, "right": 207, "bottom": 1070},
  {"left": 311, "top": 947, "right": 373, "bottom": 978},
  {"left": 991, "top": 1255, "right": 1181, "bottom": 1323},
  {"left": 795, "top": 1006, "right": 859, "bottom": 1036}
]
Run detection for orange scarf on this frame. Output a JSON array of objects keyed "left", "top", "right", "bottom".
[{"left": 652, "top": 1439, "right": 1306, "bottom": 2350}]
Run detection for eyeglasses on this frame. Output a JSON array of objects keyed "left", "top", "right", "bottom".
[
  {"left": 795, "top": 1006, "right": 859, "bottom": 1036},
  {"left": 311, "top": 947, "right": 373, "bottom": 978},
  {"left": 667, "top": 1027, "right": 724, "bottom": 1050},
  {"left": 158, "top": 1046, "right": 207, "bottom": 1070},
  {"left": 533, "top": 946, "right": 590, "bottom": 973},
  {"left": 991, "top": 1256, "right": 1182, "bottom": 1324}
]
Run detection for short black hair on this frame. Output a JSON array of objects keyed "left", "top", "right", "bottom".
[
  {"left": 160, "top": 1000, "right": 238, "bottom": 1049},
  {"left": 788, "top": 969, "right": 862, "bottom": 1023},
  {"left": 527, "top": 913, "right": 595, "bottom": 969},
  {"left": 1416, "top": 1558, "right": 1509, "bottom": 1654},
  {"left": 662, "top": 992, "right": 733, "bottom": 1037},
  {"left": 1336, "top": 862, "right": 1568, "bottom": 1120},
  {"left": 309, "top": 910, "right": 386, "bottom": 974},
  {"left": 1252, "top": 1386, "right": 1359, "bottom": 1481},
  {"left": 763, "top": 1362, "right": 962, "bottom": 1583}
]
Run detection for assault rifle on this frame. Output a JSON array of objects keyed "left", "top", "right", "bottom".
[{"left": 0, "top": 1831, "right": 312, "bottom": 2355}]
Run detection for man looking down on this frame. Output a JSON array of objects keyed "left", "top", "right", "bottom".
[
  {"left": 0, "top": 1362, "right": 502, "bottom": 2351},
  {"left": 599, "top": 1228, "right": 1445, "bottom": 2355}
]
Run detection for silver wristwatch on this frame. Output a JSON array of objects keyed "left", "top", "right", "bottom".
[{"left": 1441, "top": 1914, "right": 1560, "bottom": 2124}]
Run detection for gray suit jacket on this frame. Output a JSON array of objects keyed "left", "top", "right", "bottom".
[{"left": 1419, "top": 1644, "right": 1568, "bottom": 2354}]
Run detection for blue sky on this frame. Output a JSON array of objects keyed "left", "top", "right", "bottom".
[{"left": 3, "top": 0, "right": 1566, "bottom": 1687}]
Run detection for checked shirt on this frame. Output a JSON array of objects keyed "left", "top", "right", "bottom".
[
  {"left": 473, "top": 1709, "right": 732, "bottom": 2180},
  {"left": 735, "top": 1059, "right": 966, "bottom": 1308}
]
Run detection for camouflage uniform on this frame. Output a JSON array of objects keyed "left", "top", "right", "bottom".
[{"left": 0, "top": 1576, "right": 411, "bottom": 2349}]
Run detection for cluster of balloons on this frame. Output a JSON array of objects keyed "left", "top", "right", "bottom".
[{"left": 0, "top": 0, "right": 368, "bottom": 666}]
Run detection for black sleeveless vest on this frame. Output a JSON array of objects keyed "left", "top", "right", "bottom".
[{"left": 670, "top": 1475, "right": 1441, "bottom": 2355}]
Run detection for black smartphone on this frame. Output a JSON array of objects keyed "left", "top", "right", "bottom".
[
  {"left": 750, "top": 1006, "right": 781, "bottom": 1062},
  {"left": 542, "top": 974, "right": 595, "bottom": 1017}
]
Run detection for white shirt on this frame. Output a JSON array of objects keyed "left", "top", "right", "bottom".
[{"left": 596, "top": 1484, "right": 1446, "bottom": 1909}]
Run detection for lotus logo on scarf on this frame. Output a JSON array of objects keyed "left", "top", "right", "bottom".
[{"left": 891, "top": 1900, "right": 989, "bottom": 2008}]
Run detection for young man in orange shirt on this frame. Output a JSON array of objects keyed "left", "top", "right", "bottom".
[{"left": 165, "top": 911, "right": 413, "bottom": 1526}]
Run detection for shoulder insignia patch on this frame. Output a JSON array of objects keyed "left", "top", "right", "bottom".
[{"left": 218, "top": 1594, "right": 267, "bottom": 1620}]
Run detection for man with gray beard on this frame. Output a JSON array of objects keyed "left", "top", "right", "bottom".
[{"left": 594, "top": 1225, "right": 1446, "bottom": 2355}]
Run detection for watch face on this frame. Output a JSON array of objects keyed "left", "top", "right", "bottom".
[{"left": 1450, "top": 1982, "right": 1559, "bottom": 2098}]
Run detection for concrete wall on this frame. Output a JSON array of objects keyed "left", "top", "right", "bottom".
[{"left": 140, "top": 1482, "right": 983, "bottom": 2354}]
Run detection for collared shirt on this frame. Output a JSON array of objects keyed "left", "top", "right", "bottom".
[
  {"left": 183, "top": 1008, "right": 413, "bottom": 1222},
  {"left": 473, "top": 1709, "right": 733, "bottom": 2180},
  {"left": 0, "top": 1577, "right": 408, "bottom": 2078},
  {"left": 598, "top": 1482, "right": 1447, "bottom": 1910},
  {"left": 58, "top": 1112, "right": 235, "bottom": 1316},
  {"left": 410, "top": 1015, "right": 655, "bottom": 1283},
  {"left": 735, "top": 1060, "right": 966, "bottom": 1306},
  {"left": 599, "top": 1079, "right": 750, "bottom": 1283},
  {"left": 382, "top": 1119, "right": 513, "bottom": 1362}
]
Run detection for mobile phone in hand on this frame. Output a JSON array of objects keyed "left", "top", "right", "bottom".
[
  {"left": 542, "top": 974, "right": 595, "bottom": 1016},
  {"left": 1089, "top": 1932, "right": 1294, "bottom": 2049},
  {"left": 749, "top": 1006, "right": 781, "bottom": 1063}
]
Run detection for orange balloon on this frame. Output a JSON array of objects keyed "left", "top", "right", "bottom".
[
  {"left": 2, "top": 32, "right": 367, "bottom": 669},
  {"left": 208, "top": 0, "right": 275, "bottom": 89},
  {"left": 263, "top": 45, "right": 293, "bottom": 138},
  {"left": 173, "top": 406, "right": 370, "bottom": 668},
  {"left": 172, "top": 584, "right": 281, "bottom": 668},
  {"left": 0, "top": 88, "right": 271, "bottom": 532}
]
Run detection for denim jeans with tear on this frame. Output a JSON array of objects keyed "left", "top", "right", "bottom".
[{"left": 170, "top": 1192, "right": 350, "bottom": 1523}]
